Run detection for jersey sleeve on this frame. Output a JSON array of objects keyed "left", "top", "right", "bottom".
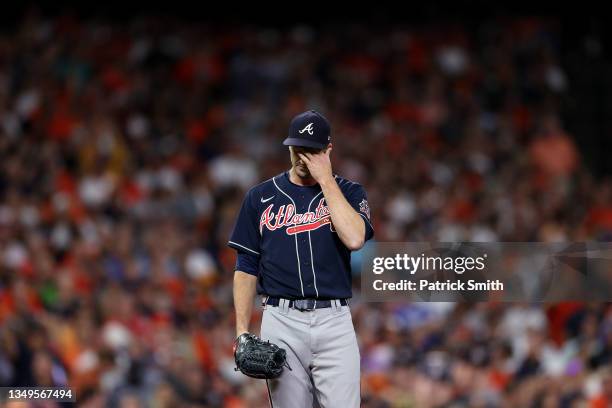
[
  {"left": 347, "top": 183, "right": 374, "bottom": 242},
  {"left": 235, "top": 252, "right": 260, "bottom": 276},
  {"left": 228, "top": 189, "right": 262, "bottom": 257}
]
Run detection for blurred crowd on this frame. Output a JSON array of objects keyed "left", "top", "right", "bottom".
[{"left": 0, "top": 13, "right": 611, "bottom": 408}]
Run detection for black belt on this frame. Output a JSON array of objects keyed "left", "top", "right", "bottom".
[{"left": 264, "top": 297, "right": 349, "bottom": 311}]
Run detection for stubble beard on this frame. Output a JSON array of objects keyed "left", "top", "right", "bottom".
[
  {"left": 295, "top": 165, "right": 310, "bottom": 178},
  {"left": 292, "top": 164, "right": 316, "bottom": 185}
]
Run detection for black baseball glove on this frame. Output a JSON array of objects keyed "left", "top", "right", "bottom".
[{"left": 233, "top": 333, "right": 291, "bottom": 379}]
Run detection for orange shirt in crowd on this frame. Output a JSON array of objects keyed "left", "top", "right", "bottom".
[{"left": 529, "top": 132, "right": 578, "bottom": 177}]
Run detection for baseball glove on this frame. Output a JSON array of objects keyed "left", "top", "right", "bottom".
[{"left": 233, "top": 333, "right": 291, "bottom": 379}]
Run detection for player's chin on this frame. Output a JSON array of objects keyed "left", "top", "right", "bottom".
[{"left": 296, "top": 166, "right": 309, "bottom": 177}]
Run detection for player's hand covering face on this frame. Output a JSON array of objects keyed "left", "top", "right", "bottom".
[
  {"left": 290, "top": 146, "right": 327, "bottom": 179},
  {"left": 294, "top": 146, "right": 333, "bottom": 184}
]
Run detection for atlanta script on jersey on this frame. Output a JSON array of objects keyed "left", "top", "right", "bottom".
[{"left": 228, "top": 171, "right": 374, "bottom": 299}]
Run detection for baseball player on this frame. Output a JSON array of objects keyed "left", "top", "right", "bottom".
[{"left": 229, "top": 110, "right": 374, "bottom": 407}]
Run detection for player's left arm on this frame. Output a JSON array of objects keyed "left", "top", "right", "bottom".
[{"left": 299, "top": 147, "right": 366, "bottom": 251}]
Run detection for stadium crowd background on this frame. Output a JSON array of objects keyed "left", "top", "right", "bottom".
[{"left": 0, "top": 12, "right": 611, "bottom": 408}]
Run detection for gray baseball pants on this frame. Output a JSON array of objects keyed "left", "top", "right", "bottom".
[{"left": 260, "top": 299, "right": 360, "bottom": 408}]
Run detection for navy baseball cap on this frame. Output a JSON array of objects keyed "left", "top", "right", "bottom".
[{"left": 283, "top": 110, "right": 331, "bottom": 150}]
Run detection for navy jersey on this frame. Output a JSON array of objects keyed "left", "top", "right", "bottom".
[{"left": 228, "top": 171, "right": 374, "bottom": 299}]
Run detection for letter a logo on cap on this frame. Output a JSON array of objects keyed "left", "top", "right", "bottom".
[
  {"left": 298, "top": 123, "right": 314, "bottom": 135},
  {"left": 283, "top": 111, "right": 330, "bottom": 149}
]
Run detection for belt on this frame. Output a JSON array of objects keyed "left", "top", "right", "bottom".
[{"left": 264, "top": 297, "right": 349, "bottom": 311}]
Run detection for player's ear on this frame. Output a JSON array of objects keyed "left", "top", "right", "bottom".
[{"left": 326, "top": 143, "right": 333, "bottom": 155}]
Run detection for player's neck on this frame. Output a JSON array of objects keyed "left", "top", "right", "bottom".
[{"left": 289, "top": 167, "right": 317, "bottom": 187}]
